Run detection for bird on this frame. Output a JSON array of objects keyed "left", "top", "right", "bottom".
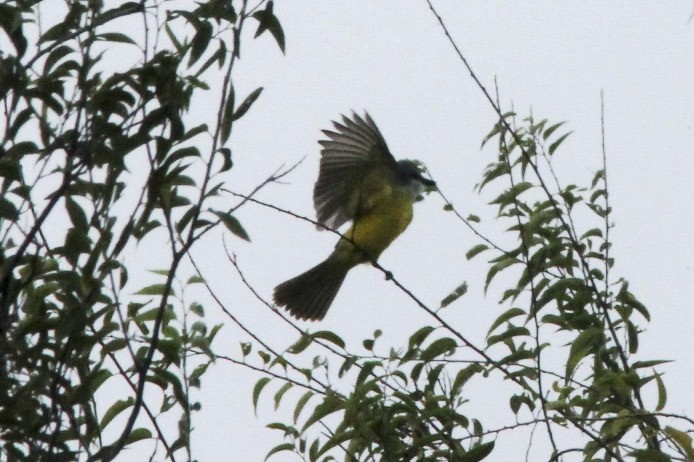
[{"left": 273, "top": 111, "right": 436, "bottom": 321}]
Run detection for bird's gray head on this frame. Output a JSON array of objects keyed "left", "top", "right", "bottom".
[{"left": 396, "top": 159, "right": 437, "bottom": 201}]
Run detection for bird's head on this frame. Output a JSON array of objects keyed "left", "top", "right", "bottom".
[{"left": 396, "top": 159, "right": 437, "bottom": 201}]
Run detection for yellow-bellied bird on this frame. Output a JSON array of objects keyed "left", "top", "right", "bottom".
[{"left": 273, "top": 112, "right": 436, "bottom": 321}]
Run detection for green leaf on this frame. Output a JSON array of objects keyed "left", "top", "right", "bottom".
[
  {"left": 213, "top": 210, "right": 250, "bottom": 241},
  {"left": 40, "top": 20, "right": 71, "bottom": 43},
  {"left": 190, "top": 363, "right": 209, "bottom": 385},
  {"left": 591, "top": 169, "right": 605, "bottom": 188},
  {"left": 426, "top": 363, "right": 445, "bottom": 388},
  {"left": 487, "top": 307, "right": 525, "bottom": 336},
  {"left": 490, "top": 181, "right": 533, "bottom": 206},
  {"left": 217, "top": 147, "right": 233, "bottom": 172},
  {"left": 566, "top": 328, "right": 602, "bottom": 378},
  {"left": 187, "top": 275, "right": 205, "bottom": 285},
  {"left": 466, "top": 244, "right": 489, "bottom": 260},
  {"left": 0, "top": 4, "right": 21, "bottom": 36},
  {"left": 0, "top": 198, "right": 19, "bottom": 220},
  {"left": 135, "top": 284, "right": 170, "bottom": 296},
  {"left": 7, "top": 141, "right": 38, "bottom": 157},
  {"left": 485, "top": 257, "right": 516, "bottom": 292},
  {"left": 631, "top": 360, "right": 672, "bottom": 369},
  {"left": 264, "top": 443, "right": 295, "bottom": 461},
  {"left": 189, "top": 302, "right": 204, "bottom": 316},
  {"left": 175, "top": 206, "right": 196, "bottom": 234},
  {"left": 617, "top": 288, "right": 650, "bottom": 321},
  {"left": 362, "top": 338, "right": 374, "bottom": 350},
  {"left": 472, "top": 419, "right": 484, "bottom": 437},
  {"left": 478, "top": 162, "right": 510, "bottom": 191},
  {"left": 355, "top": 360, "right": 378, "bottom": 385},
  {"left": 253, "top": 377, "right": 271, "bottom": 413},
  {"left": 509, "top": 394, "right": 523, "bottom": 414},
  {"left": 630, "top": 449, "right": 672, "bottom": 462},
  {"left": 451, "top": 364, "right": 483, "bottom": 396},
  {"left": 534, "top": 277, "right": 588, "bottom": 314},
  {"left": 497, "top": 348, "right": 535, "bottom": 367},
  {"left": 258, "top": 350, "right": 271, "bottom": 364},
  {"left": 293, "top": 391, "right": 314, "bottom": 424},
  {"left": 542, "top": 121, "right": 566, "bottom": 140},
  {"left": 664, "top": 426, "right": 694, "bottom": 461},
  {"left": 626, "top": 320, "right": 639, "bottom": 354},
  {"left": 66, "top": 197, "right": 89, "bottom": 231},
  {"left": 311, "top": 330, "right": 345, "bottom": 349},
  {"left": 548, "top": 131, "right": 573, "bottom": 155},
  {"left": 420, "top": 337, "right": 457, "bottom": 361},
  {"left": 101, "top": 339, "right": 127, "bottom": 357},
  {"left": 252, "top": 0, "right": 285, "bottom": 53},
  {"left": 43, "top": 45, "right": 74, "bottom": 74},
  {"left": 100, "top": 398, "right": 134, "bottom": 430},
  {"left": 587, "top": 184, "right": 606, "bottom": 203},
  {"left": 410, "top": 363, "right": 424, "bottom": 382},
  {"left": 655, "top": 372, "right": 667, "bottom": 411},
  {"left": 408, "top": 326, "right": 436, "bottom": 350},
  {"left": 98, "top": 32, "right": 137, "bottom": 44},
  {"left": 194, "top": 41, "right": 226, "bottom": 76},
  {"left": 487, "top": 326, "right": 530, "bottom": 347},
  {"left": 301, "top": 392, "right": 343, "bottom": 431},
  {"left": 233, "top": 87, "right": 263, "bottom": 121},
  {"left": 124, "top": 427, "right": 152, "bottom": 444},
  {"left": 580, "top": 228, "right": 603, "bottom": 240},
  {"left": 480, "top": 114, "right": 514, "bottom": 148},
  {"left": 164, "top": 147, "right": 202, "bottom": 170},
  {"left": 462, "top": 441, "right": 495, "bottom": 462},
  {"left": 220, "top": 86, "right": 235, "bottom": 145},
  {"left": 440, "top": 282, "right": 467, "bottom": 308},
  {"left": 273, "top": 382, "right": 292, "bottom": 410},
  {"left": 89, "top": 369, "right": 113, "bottom": 394},
  {"left": 0, "top": 158, "right": 22, "bottom": 183},
  {"left": 287, "top": 334, "right": 312, "bottom": 354},
  {"left": 338, "top": 356, "right": 356, "bottom": 377},
  {"left": 64, "top": 228, "right": 91, "bottom": 264},
  {"left": 189, "top": 20, "right": 213, "bottom": 66},
  {"left": 113, "top": 220, "right": 134, "bottom": 255},
  {"left": 165, "top": 23, "right": 183, "bottom": 52}
]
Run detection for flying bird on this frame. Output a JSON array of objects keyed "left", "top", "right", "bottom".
[{"left": 273, "top": 112, "right": 436, "bottom": 321}]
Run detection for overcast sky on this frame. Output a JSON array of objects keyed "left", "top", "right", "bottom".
[
  {"left": 176, "top": 2, "right": 694, "bottom": 460},
  {"left": 47, "top": 1, "right": 693, "bottom": 460},
  {"left": 157, "top": 2, "right": 694, "bottom": 460}
]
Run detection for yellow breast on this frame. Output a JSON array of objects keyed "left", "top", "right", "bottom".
[{"left": 337, "top": 186, "right": 414, "bottom": 264}]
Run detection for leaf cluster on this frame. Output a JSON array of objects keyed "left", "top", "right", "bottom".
[
  {"left": 0, "top": 0, "right": 283, "bottom": 460},
  {"left": 252, "top": 328, "right": 492, "bottom": 462}
]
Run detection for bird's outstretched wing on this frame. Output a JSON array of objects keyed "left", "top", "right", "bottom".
[{"left": 314, "top": 112, "right": 398, "bottom": 230}]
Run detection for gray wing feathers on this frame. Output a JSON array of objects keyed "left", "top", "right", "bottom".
[{"left": 313, "top": 112, "right": 395, "bottom": 229}]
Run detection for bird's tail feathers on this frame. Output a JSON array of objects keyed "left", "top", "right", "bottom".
[{"left": 273, "top": 257, "right": 349, "bottom": 321}]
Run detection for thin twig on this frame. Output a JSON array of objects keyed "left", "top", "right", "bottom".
[{"left": 600, "top": 91, "right": 611, "bottom": 302}]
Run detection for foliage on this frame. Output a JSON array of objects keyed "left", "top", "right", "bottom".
[
  {"left": 0, "top": 0, "right": 283, "bottom": 460},
  {"left": 250, "top": 116, "right": 693, "bottom": 461},
  {"left": 2, "top": 2, "right": 691, "bottom": 462}
]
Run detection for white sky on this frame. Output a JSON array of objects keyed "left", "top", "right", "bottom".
[
  {"left": 180, "top": 2, "right": 694, "bottom": 460},
  {"left": 16, "top": 1, "right": 693, "bottom": 460}
]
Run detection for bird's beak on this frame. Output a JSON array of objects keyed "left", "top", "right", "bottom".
[
  {"left": 415, "top": 177, "right": 437, "bottom": 201},
  {"left": 422, "top": 177, "right": 437, "bottom": 192}
]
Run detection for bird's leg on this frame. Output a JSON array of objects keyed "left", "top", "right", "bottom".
[{"left": 367, "top": 259, "right": 392, "bottom": 280}]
